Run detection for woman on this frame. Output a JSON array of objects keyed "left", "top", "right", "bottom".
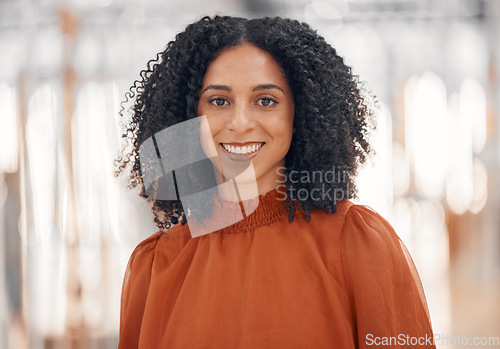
[{"left": 114, "top": 15, "right": 436, "bottom": 348}]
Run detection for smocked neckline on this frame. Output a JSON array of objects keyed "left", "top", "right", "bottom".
[{"left": 194, "top": 186, "right": 290, "bottom": 235}]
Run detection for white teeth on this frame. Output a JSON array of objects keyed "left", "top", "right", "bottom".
[{"left": 222, "top": 143, "right": 263, "bottom": 155}]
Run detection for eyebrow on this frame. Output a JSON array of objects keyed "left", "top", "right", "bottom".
[{"left": 201, "top": 84, "right": 286, "bottom": 95}]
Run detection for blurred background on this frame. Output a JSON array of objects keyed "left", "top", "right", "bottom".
[{"left": 0, "top": 0, "right": 499, "bottom": 348}]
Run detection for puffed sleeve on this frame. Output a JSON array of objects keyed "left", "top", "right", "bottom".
[
  {"left": 341, "top": 205, "right": 436, "bottom": 349},
  {"left": 118, "top": 232, "right": 161, "bottom": 349}
]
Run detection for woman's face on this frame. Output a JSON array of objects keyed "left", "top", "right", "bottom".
[{"left": 197, "top": 42, "right": 295, "bottom": 195}]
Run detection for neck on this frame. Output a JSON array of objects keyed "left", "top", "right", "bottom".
[{"left": 213, "top": 159, "right": 284, "bottom": 202}]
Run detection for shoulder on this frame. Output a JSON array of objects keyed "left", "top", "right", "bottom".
[
  {"left": 124, "top": 231, "right": 163, "bottom": 275},
  {"left": 341, "top": 203, "right": 400, "bottom": 248},
  {"left": 123, "top": 224, "right": 192, "bottom": 296},
  {"left": 340, "top": 203, "right": 416, "bottom": 290},
  {"left": 340, "top": 203, "right": 410, "bottom": 288},
  {"left": 305, "top": 201, "right": 399, "bottom": 246},
  {"left": 304, "top": 200, "right": 394, "bottom": 235},
  {"left": 304, "top": 201, "right": 401, "bottom": 256},
  {"left": 126, "top": 223, "right": 191, "bottom": 268}
]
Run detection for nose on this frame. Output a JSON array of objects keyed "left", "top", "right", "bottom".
[{"left": 228, "top": 104, "right": 255, "bottom": 133}]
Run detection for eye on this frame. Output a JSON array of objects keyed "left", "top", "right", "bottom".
[
  {"left": 209, "top": 98, "right": 229, "bottom": 107},
  {"left": 257, "top": 97, "right": 278, "bottom": 107}
]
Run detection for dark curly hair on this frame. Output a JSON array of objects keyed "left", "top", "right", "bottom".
[{"left": 113, "top": 15, "right": 376, "bottom": 231}]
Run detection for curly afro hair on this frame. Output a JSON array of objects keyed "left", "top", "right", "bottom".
[{"left": 113, "top": 15, "right": 376, "bottom": 231}]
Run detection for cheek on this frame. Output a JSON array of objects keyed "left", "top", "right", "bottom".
[
  {"left": 274, "top": 120, "right": 294, "bottom": 152},
  {"left": 203, "top": 116, "right": 224, "bottom": 141}
]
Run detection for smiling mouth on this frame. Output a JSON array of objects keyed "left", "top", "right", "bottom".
[{"left": 220, "top": 142, "right": 265, "bottom": 155}]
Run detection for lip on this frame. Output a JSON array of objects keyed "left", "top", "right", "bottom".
[{"left": 219, "top": 142, "right": 264, "bottom": 162}]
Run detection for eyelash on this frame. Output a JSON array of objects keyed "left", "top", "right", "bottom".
[
  {"left": 208, "top": 97, "right": 279, "bottom": 108},
  {"left": 258, "top": 97, "right": 278, "bottom": 107}
]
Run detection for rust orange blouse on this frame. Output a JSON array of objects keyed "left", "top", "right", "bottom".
[{"left": 119, "top": 188, "right": 436, "bottom": 348}]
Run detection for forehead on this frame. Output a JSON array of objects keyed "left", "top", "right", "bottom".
[{"left": 201, "top": 43, "right": 288, "bottom": 87}]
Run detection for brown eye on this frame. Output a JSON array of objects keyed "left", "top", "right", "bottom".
[
  {"left": 258, "top": 97, "right": 278, "bottom": 107},
  {"left": 209, "top": 98, "right": 228, "bottom": 107}
]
